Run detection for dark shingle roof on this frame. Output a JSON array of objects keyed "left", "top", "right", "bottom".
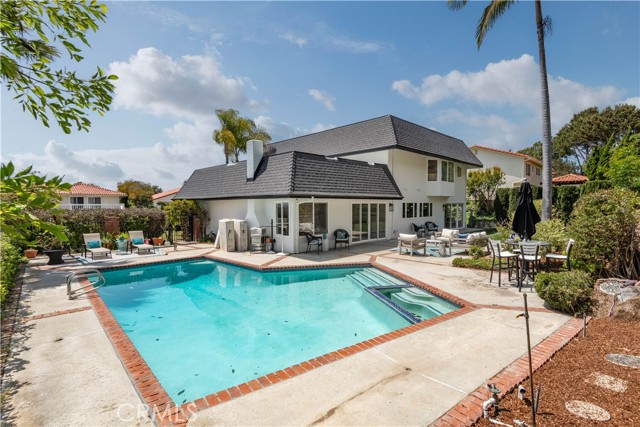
[
  {"left": 267, "top": 115, "right": 482, "bottom": 167},
  {"left": 175, "top": 151, "right": 402, "bottom": 200}
]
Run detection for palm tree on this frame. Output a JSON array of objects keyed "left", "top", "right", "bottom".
[
  {"left": 449, "top": 0, "right": 553, "bottom": 220},
  {"left": 213, "top": 109, "right": 272, "bottom": 163}
]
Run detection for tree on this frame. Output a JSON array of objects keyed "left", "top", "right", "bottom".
[
  {"left": 449, "top": 0, "right": 554, "bottom": 220},
  {"left": 1, "top": 0, "right": 117, "bottom": 133},
  {"left": 605, "top": 133, "right": 640, "bottom": 191},
  {"left": 518, "top": 141, "right": 575, "bottom": 176},
  {"left": 213, "top": 109, "right": 271, "bottom": 164},
  {"left": 0, "top": 162, "right": 70, "bottom": 242},
  {"left": 467, "top": 166, "right": 506, "bottom": 215},
  {"left": 554, "top": 104, "right": 640, "bottom": 173},
  {"left": 117, "top": 180, "right": 161, "bottom": 208}
]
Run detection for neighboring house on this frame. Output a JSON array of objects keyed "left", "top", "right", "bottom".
[
  {"left": 469, "top": 145, "right": 542, "bottom": 188},
  {"left": 176, "top": 115, "right": 482, "bottom": 254},
  {"left": 58, "top": 182, "right": 126, "bottom": 210},
  {"left": 552, "top": 174, "right": 588, "bottom": 186},
  {"left": 151, "top": 187, "right": 181, "bottom": 207}
]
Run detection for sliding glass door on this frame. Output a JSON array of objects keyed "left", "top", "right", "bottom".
[
  {"left": 352, "top": 203, "right": 386, "bottom": 242},
  {"left": 444, "top": 203, "right": 465, "bottom": 229}
]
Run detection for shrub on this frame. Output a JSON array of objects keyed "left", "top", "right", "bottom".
[
  {"left": 452, "top": 257, "right": 493, "bottom": 270},
  {"left": 553, "top": 186, "right": 581, "bottom": 224},
  {"left": 494, "top": 188, "right": 511, "bottom": 222},
  {"left": 469, "top": 244, "right": 486, "bottom": 260},
  {"left": 579, "top": 180, "right": 612, "bottom": 196},
  {"left": 534, "top": 271, "right": 593, "bottom": 315},
  {"left": 534, "top": 220, "right": 569, "bottom": 253},
  {"left": 568, "top": 188, "right": 640, "bottom": 279},
  {"left": 1, "top": 236, "right": 26, "bottom": 307}
]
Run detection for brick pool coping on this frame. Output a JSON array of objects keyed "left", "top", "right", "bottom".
[{"left": 65, "top": 254, "right": 566, "bottom": 426}]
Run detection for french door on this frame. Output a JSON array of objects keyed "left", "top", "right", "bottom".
[{"left": 352, "top": 203, "right": 386, "bottom": 242}]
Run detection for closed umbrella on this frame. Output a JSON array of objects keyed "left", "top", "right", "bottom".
[{"left": 512, "top": 181, "right": 541, "bottom": 240}]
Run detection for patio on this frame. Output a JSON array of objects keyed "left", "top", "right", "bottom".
[{"left": 1, "top": 240, "right": 572, "bottom": 426}]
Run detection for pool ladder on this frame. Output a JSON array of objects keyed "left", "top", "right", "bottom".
[{"left": 66, "top": 269, "right": 106, "bottom": 300}]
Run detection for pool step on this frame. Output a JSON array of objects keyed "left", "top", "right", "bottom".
[
  {"left": 391, "top": 292, "right": 443, "bottom": 317},
  {"left": 401, "top": 287, "right": 437, "bottom": 300},
  {"left": 348, "top": 269, "right": 404, "bottom": 288}
]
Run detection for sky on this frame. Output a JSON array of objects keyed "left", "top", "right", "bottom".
[{"left": 1, "top": 1, "right": 639, "bottom": 192}]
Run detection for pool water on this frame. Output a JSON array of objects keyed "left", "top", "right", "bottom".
[{"left": 99, "top": 260, "right": 423, "bottom": 404}]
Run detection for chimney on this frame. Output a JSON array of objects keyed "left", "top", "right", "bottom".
[{"left": 246, "top": 139, "right": 264, "bottom": 181}]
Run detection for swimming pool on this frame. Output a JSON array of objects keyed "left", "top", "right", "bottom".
[{"left": 99, "top": 259, "right": 458, "bottom": 404}]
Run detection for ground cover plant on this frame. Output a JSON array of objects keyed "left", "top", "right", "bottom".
[{"left": 0, "top": 237, "right": 25, "bottom": 307}]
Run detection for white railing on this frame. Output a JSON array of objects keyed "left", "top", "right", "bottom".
[{"left": 58, "top": 203, "right": 125, "bottom": 210}]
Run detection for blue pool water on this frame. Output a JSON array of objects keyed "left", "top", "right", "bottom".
[{"left": 99, "top": 260, "right": 455, "bottom": 403}]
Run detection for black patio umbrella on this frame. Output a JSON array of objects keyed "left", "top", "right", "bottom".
[{"left": 512, "top": 180, "right": 541, "bottom": 240}]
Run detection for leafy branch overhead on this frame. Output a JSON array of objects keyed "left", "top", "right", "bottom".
[{"left": 1, "top": 0, "right": 118, "bottom": 133}]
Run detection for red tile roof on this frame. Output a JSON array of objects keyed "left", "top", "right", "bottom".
[
  {"left": 151, "top": 187, "right": 181, "bottom": 201},
  {"left": 470, "top": 145, "right": 543, "bottom": 166},
  {"left": 552, "top": 174, "right": 589, "bottom": 185},
  {"left": 58, "top": 182, "right": 126, "bottom": 196}
]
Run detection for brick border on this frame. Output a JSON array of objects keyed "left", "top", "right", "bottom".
[
  {"left": 432, "top": 316, "right": 589, "bottom": 427},
  {"left": 78, "top": 256, "right": 477, "bottom": 425}
]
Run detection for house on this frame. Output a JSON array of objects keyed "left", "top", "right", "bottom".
[
  {"left": 176, "top": 115, "right": 482, "bottom": 254},
  {"left": 58, "top": 182, "right": 126, "bottom": 210},
  {"left": 552, "top": 174, "right": 588, "bottom": 186},
  {"left": 469, "top": 145, "right": 542, "bottom": 188},
  {"left": 151, "top": 187, "right": 181, "bottom": 207}
]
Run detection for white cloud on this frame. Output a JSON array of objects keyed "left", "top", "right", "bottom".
[
  {"left": 280, "top": 32, "right": 307, "bottom": 48},
  {"left": 622, "top": 97, "right": 640, "bottom": 107},
  {"left": 327, "top": 35, "right": 383, "bottom": 53},
  {"left": 393, "top": 54, "right": 631, "bottom": 145},
  {"left": 308, "top": 89, "right": 336, "bottom": 111},
  {"left": 109, "top": 48, "right": 254, "bottom": 121}
]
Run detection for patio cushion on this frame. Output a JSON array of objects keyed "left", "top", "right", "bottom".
[
  {"left": 87, "top": 240, "right": 101, "bottom": 249},
  {"left": 398, "top": 233, "right": 417, "bottom": 241},
  {"left": 336, "top": 231, "right": 347, "bottom": 240},
  {"left": 441, "top": 229, "right": 459, "bottom": 238},
  {"left": 132, "top": 237, "right": 144, "bottom": 245}
]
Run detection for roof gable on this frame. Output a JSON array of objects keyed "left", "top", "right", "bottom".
[
  {"left": 58, "top": 182, "right": 126, "bottom": 197},
  {"left": 471, "top": 145, "right": 542, "bottom": 166}
]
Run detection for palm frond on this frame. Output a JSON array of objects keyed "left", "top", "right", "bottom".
[
  {"left": 447, "top": 0, "right": 468, "bottom": 11},
  {"left": 476, "top": 0, "right": 517, "bottom": 48}
]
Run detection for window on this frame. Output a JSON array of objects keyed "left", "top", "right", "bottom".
[
  {"left": 276, "top": 202, "right": 289, "bottom": 236},
  {"left": 88, "top": 197, "right": 101, "bottom": 205},
  {"left": 298, "top": 202, "right": 327, "bottom": 236},
  {"left": 444, "top": 203, "right": 465, "bottom": 229},
  {"left": 526, "top": 164, "right": 531, "bottom": 175},
  {"left": 535, "top": 167, "right": 540, "bottom": 176},
  {"left": 70, "top": 196, "right": 84, "bottom": 209},
  {"left": 427, "top": 160, "right": 438, "bottom": 181},
  {"left": 457, "top": 166, "right": 462, "bottom": 178},
  {"left": 441, "top": 161, "right": 454, "bottom": 182},
  {"left": 402, "top": 202, "right": 417, "bottom": 218},
  {"left": 420, "top": 202, "right": 432, "bottom": 217}
]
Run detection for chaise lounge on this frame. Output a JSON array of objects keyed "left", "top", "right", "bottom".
[
  {"left": 128, "top": 230, "right": 155, "bottom": 254},
  {"left": 82, "top": 233, "right": 111, "bottom": 260}
]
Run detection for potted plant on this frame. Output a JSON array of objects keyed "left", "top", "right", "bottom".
[
  {"left": 23, "top": 248, "right": 39, "bottom": 259},
  {"left": 152, "top": 237, "right": 165, "bottom": 246},
  {"left": 101, "top": 232, "right": 116, "bottom": 249},
  {"left": 37, "top": 232, "right": 67, "bottom": 265},
  {"left": 116, "top": 232, "right": 129, "bottom": 253}
]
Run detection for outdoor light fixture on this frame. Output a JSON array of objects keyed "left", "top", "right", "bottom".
[{"left": 388, "top": 202, "right": 394, "bottom": 212}]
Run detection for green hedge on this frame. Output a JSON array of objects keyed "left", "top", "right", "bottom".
[
  {"left": 552, "top": 186, "right": 581, "bottom": 224},
  {"left": 579, "top": 180, "right": 612, "bottom": 196},
  {"left": 1, "top": 237, "right": 26, "bottom": 307},
  {"left": 31, "top": 208, "right": 165, "bottom": 251},
  {"left": 534, "top": 271, "right": 593, "bottom": 315}
]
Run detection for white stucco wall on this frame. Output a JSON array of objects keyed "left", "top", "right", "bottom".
[
  {"left": 470, "top": 148, "right": 542, "bottom": 188},
  {"left": 59, "top": 194, "right": 122, "bottom": 207}
]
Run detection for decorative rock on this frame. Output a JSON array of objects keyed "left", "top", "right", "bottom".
[
  {"left": 585, "top": 372, "right": 628, "bottom": 392},
  {"left": 605, "top": 353, "right": 640, "bottom": 368},
  {"left": 565, "top": 400, "right": 611, "bottom": 421}
]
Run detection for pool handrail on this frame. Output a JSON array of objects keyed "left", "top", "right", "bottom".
[{"left": 66, "top": 269, "right": 106, "bottom": 300}]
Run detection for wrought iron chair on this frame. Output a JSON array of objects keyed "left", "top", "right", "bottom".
[
  {"left": 412, "top": 223, "right": 426, "bottom": 237},
  {"left": 424, "top": 221, "right": 439, "bottom": 237},
  {"left": 303, "top": 232, "right": 323, "bottom": 254},
  {"left": 333, "top": 229, "right": 350, "bottom": 250}
]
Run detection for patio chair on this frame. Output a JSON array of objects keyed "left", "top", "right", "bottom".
[
  {"left": 128, "top": 230, "right": 155, "bottom": 254},
  {"left": 411, "top": 223, "right": 426, "bottom": 237},
  {"left": 488, "top": 239, "right": 519, "bottom": 287},
  {"left": 424, "top": 221, "right": 439, "bottom": 237},
  {"left": 303, "top": 232, "right": 323, "bottom": 254},
  {"left": 398, "top": 233, "right": 427, "bottom": 256},
  {"left": 333, "top": 229, "right": 350, "bottom": 250},
  {"left": 82, "top": 233, "right": 111, "bottom": 260},
  {"left": 545, "top": 239, "right": 574, "bottom": 272},
  {"left": 519, "top": 242, "right": 542, "bottom": 291}
]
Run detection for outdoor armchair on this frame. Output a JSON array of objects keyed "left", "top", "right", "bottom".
[
  {"left": 333, "top": 229, "right": 350, "bottom": 250},
  {"left": 545, "top": 239, "right": 574, "bottom": 272},
  {"left": 398, "top": 233, "right": 427, "bottom": 256},
  {"left": 303, "top": 232, "right": 323, "bottom": 254}
]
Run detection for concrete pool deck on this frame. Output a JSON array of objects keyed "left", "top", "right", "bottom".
[{"left": 2, "top": 242, "right": 576, "bottom": 426}]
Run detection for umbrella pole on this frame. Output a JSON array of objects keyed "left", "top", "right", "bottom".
[{"left": 517, "top": 294, "right": 536, "bottom": 427}]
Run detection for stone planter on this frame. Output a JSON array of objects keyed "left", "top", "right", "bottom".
[{"left": 44, "top": 249, "right": 65, "bottom": 265}]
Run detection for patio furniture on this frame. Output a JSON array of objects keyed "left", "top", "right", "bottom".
[
  {"left": 519, "top": 242, "right": 542, "bottom": 291},
  {"left": 424, "top": 221, "right": 439, "bottom": 237},
  {"left": 333, "top": 229, "right": 350, "bottom": 250},
  {"left": 545, "top": 239, "right": 574, "bottom": 272},
  {"left": 488, "top": 239, "right": 519, "bottom": 287},
  {"left": 412, "top": 223, "right": 426, "bottom": 237},
  {"left": 398, "top": 233, "right": 427, "bottom": 256},
  {"left": 425, "top": 238, "right": 450, "bottom": 257},
  {"left": 128, "top": 230, "right": 155, "bottom": 254},
  {"left": 82, "top": 233, "right": 112, "bottom": 260},
  {"left": 303, "top": 232, "right": 323, "bottom": 254}
]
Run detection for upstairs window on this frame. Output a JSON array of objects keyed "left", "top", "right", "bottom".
[
  {"left": 535, "top": 167, "right": 541, "bottom": 176},
  {"left": 441, "top": 161, "right": 454, "bottom": 182},
  {"left": 427, "top": 160, "right": 438, "bottom": 181},
  {"left": 526, "top": 164, "right": 531, "bottom": 176}
]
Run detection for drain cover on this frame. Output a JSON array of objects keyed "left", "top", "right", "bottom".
[
  {"left": 605, "top": 353, "right": 640, "bottom": 368},
  {"left": 585, "top": 372, "right": 628, "bottom": 393},
  {"left": 565, "top": 400, "right": 610, "bottom": 421}
]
